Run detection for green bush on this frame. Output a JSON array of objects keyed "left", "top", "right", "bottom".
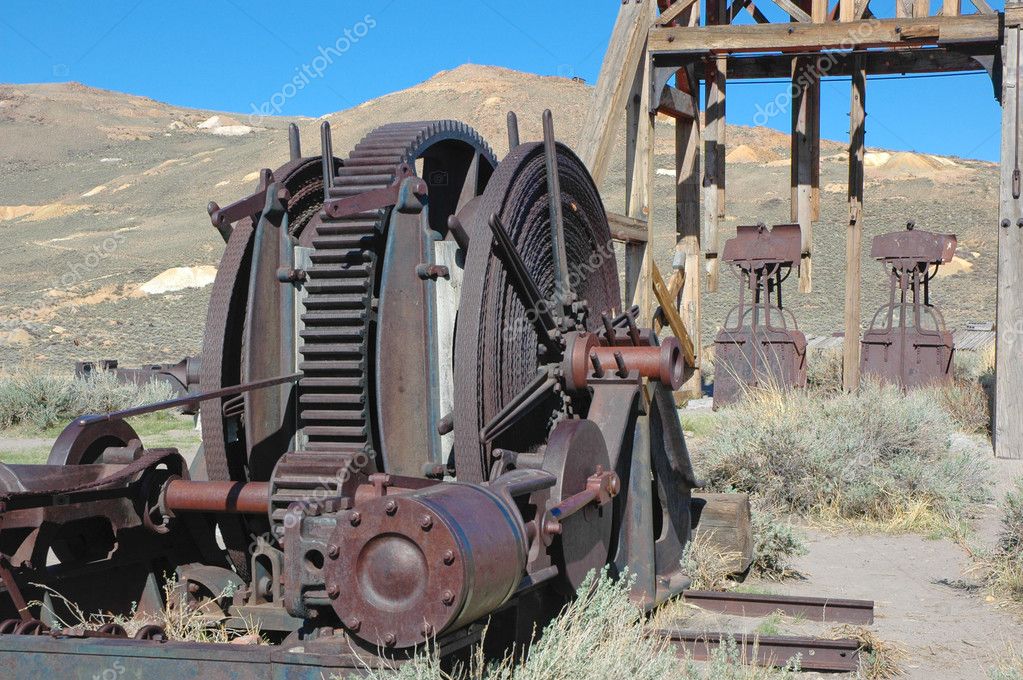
[
  {"left": 701, "top": 380, "right": 991, "bottom": 536},
  {"left": 0, "top": 369, "right": 175, "bottom": 432}
]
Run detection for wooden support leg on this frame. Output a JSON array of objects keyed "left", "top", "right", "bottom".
[
  {"left": 677, "top": 105, "right": 703, "bottom": 398},
  {"left": 843, "top": 56, "right": 866, "bottom": 393},
  {"left": 791, "top": 57, "right": 815, "bottom": 293},
  {"left": 996, "top": 23, "right": 1023, "bottom": 458},
  {"left": 630, "top": 52, "right": 656, "bottom": 326},
  {"left": 704, "top": 60, "right": 725, "bottom": 293},
  {"left": 625, "top": 59, "right": 647, "bottom": 307}
]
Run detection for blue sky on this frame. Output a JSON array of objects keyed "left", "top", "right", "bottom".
[{"left": 0, "top": 0, "right": 1004, "bottom": 161}]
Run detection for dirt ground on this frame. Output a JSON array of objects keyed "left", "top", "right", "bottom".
[{"left": 673, "top": 433, "right": 1021, "bottom": 679}]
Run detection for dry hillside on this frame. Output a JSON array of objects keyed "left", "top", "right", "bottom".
[{"left": 0, "top": 64, "right": 999, "bottom": 369}]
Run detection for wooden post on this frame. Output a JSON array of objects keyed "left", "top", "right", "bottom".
[
  {"left": 624, "top": 61, "right": 647, "bottom": 306},
  {"left": 704, "top": 60, "right": 725, "bottom": 293},
  {"left": 580, "top": 0, "right": 652, "bottom": 187},
  {"left": 996, "top": 20, "right": 1023, "bottom": 458},
  {"left": 631, "top": 51, "right": 656, "bottom": 325},
  {"left": 843, "top": 55, "right": 866, "bottom": 393},
  {"left": 677, "top": 86, "right": 703, "bottom": 398},
  {"left": 943, "top": 0, "right": 961, "bottom": 16},
  {"left": 791, "top": 57, "right": 814, "bottom": 293},
  {"left": 839, "top": 0, "right": 855, "bottom": 21}
]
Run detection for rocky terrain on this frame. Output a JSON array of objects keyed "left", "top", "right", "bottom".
[{"left": 0, "top": 64, "right": 999, "bottom": 369}]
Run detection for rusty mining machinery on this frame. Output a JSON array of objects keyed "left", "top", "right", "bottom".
[
  {"left": 0, "top": 114, "right": 702, "bottom": 676},
  {"left": 712, "top": 223, "right": 807, "bottom": 408},
  {"left": 861, "top": 221, "right": 957, "bottom": 388}
]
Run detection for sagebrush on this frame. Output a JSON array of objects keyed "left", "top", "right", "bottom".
[
  {"left": 353, "top": 569, "right": 798, "bottom": 680},
  {"left": 0, "top": 368, "right": 174, "bottom": 431},
  {"left": 701, "top": 380, "right": 991, "bottom": 536}
]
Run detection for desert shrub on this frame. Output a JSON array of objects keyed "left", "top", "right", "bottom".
[
  {"left": 0, "top": 368, "right": 174, "bottom": 432},
  {"left": 700, "top": 380, "right": 991, "bottom": 536},
  {"left": 805, "top": 346, "right": 843, "bottom": 393},
  {"left": 749, "top": 503, "right": 806, "bottom": 579},
  {"left": 355, "top": 570, "right": 798, "bottom": 680},
  {"left": 976, "top": 479, "right": 1023, "bottom": 606},
  {"left": 928, "top": 378, "right": 990, "bottom": 436}
]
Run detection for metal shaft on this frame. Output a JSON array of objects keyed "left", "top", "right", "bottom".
[{"left": 163, "top": 480, "right": 270, "bottom": 515}]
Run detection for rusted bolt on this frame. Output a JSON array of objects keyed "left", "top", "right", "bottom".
[
  {"left": 383, "top": 633, "right": 397, "bottom": 647},
  {"left": 327, "top": 543, "right": 341, "bottom": 559},
  {"left": 327, "top": 583, "right": 340, "bottom": 599},
  {"left": 614, "top": 351, "right": 629, "bottom": 378},
  {"left": 420, "top": 514, "right": 433, "bottom": 530},
  {"left": 416, "top": 264, "right": 449, "bottom": 280},
  {"left": 421, "top": 622, "right": 434, "bottom": 637},
  {"left": 1003, "top": 218, "right": 1012, "bottom": 228},
  {"left": 442, "top": 590, "right": 455, "bottom": 606},
  {"left": 385, "top": 500, "right": 398, "bottom": 515},
  {"left": 349, "top": 511, "right": 361, "bottom": 527},
  {"left": 187, "top": 582, "right": 200, "bottom": 594},
  {"left": 544, "top": 520, "right": 563, "bottom": 536},
  {"left": 347, "top": 618, "right": 361, "bottom": 632},
  {"left": 443, "top": 549, "right": 456, "bottom": 565}
]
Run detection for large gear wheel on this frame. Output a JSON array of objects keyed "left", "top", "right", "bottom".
[{"left": 453, "top": 141, "right": 621, "bottom": 483}]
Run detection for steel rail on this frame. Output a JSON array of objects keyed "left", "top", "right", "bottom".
[
  {"left": 682, "top": 590, "right": 875, "bottom": 624},
  {"left": 654, "top": 629, "right": 861, "bottom": 673}
]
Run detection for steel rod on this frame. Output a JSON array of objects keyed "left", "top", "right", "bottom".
[
  {"left": 542, "top": 110, "right": 569, "bottom": 296},
  {"left": 289, "top": 123, "right": 302, "bottom": 160},
  {"left": 77, "top": 373, "right": 301, "bottom": 424},
  {"left": 681, "top": 590, "right": 874, "bottom": 624},
  {"left": 164, "top": 480, "right": 270, "bottom": 515}
]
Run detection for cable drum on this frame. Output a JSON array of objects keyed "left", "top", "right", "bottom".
[{"left": 454, "top": 142, "right": 621, "bottom": 483}]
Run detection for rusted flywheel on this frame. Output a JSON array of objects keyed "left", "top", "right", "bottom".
[{"left": 453, "top": 138, "right": 621, "bottom": 484}]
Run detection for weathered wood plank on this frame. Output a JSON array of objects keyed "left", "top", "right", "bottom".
[
  {"left": 843, "top": 55, "right": 866, "bottom": 393},
  {"left": 608, "top": 212, "right": 649, "bottom": 244},
  {"left": 648, "top": 14, "right": 999, "bottom": 53},
  {"left": 704, "top": 58, "right": 725, "bottom": 293},
  {"left": 676, "top": 84, "right": 703, "bottom": 399},
  {"left": 970, "top": 0, "right": 996, "bottom": 15},
  {"left": 657, "top": 0, "right": 700, "bottom": 26},
  {"left": 691, "top": 493, "right": 754, "bottom": 574},
  {"left": 658, "top": 84, "right": 697, "bottom": 119},
  {"left": 624, "top": 57, "right": 647, "bottom": 307},
  {"left": 652, "top": 261, "right": 696, "bottom": 367},
  {"left": 840, "top": 0, "right": 856, "bottom": 21},
  {"left": 723, "top": 47, "right": 994, "bottom": 79},
  {"left": 942, "top": 0, "right": 960, "bottom": 17},
  {"left": 791, "top": 57, "right": 815, "bottom": 293},
  {"left": 771, "top": 0, "right": 813, "bottom": 22},
  {"left": 996, "top": 26, "right": 1023, "bottom": 458},
  {"left": 717, "top": 56, "right": 727, "bottom": 219},
  {"left": 811, "top": 0, "right": 828, "bottom": 22},
  {"left": 581, "top": 0, "right": 652, "bottom": 186}
]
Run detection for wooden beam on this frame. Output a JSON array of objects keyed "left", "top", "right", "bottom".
[
  {"left": 839, "top": 0, "right": 856, "bottom": 21},
  {"left": 942, "top": 0, "right": 960, "bottom": 17},
  {"left": 771, "top": 0, "right": 813, "bottom": 22},
  {"left": 811, "top": 0, "right": 828, "bottom": 21},
  {"left": 657, "top": 84, "right": 697, "bottom": 119},
  {"left": 581, "top": 0, "right": 652, "bottom": 186},
  {"left": 649, "top": 14, "right": 1000, "bottom": 53},
  {"left": 791, "top": 57, "right": 815, "bottom": 293},
  {"left": 730, "top": 0, "right": 771, "bottom": 23},
  {"left": 676, "top": 78, "right": 703, "bottom": 399},
  {"left": 630, "top": 50, "right": 657, "bottom": 325},
  {"left": 717, "top": 56, "right": 727, "bottom": 220},
  {"left": 624, "top": 57, "right": 647, "bottom": 306},
  {"left": 657, "top": 0, "right": 700, "bottom": 26},
  {"left": 608, "top": 212, "right": 649, "bottom": 243},
  {"left": 970, "top": 0, "right": 996, "bottom": 15},
  {"left": 722, "top": 47, "right": 994, "bottom": 79},
  {"left": 996, "top": 25, "right": 1023, "bottom": 458},
  {"left": 913, "top": 0, "right": 930, "bottom": 17},
  {"left": 652, "top": 261, "right": 696, "bottom": 367},
  {"left": 843, "top": 55, "right": 866, "bottom": 393},
  {"left": 704, "top": 59, "right": 725, "bottom": 293},
  {"left": 896, "top": 0, "right": 914, "bottom": 18}
]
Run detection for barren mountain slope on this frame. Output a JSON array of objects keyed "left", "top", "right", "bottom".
[{"left": 0, "top": 64, "right": 998, "bottom": 368}]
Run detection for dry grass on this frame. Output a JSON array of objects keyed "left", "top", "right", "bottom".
[
  {"left": 352, "top": 570, "right": 799, "bottom": 680},
  {"left": 681, "top": 531, "right": 743, "bottom": 591},
  {"left": 930, "top": 378, "right": 991, "bottom": 436},
  {"left": 0, "top": 366, "right": 175, "bottom": 433},
  {"left": 29, "top": 575, "right": 261, "bottom": 644},
  {"left": 701, "top": 379, "right": 992, "bottom": 539},
  {"left": 974, "top": 478, "right": 1023, "bottom": 608},
  {"left": 827, "top": 625, "right": 906, "bottom": 680}
]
